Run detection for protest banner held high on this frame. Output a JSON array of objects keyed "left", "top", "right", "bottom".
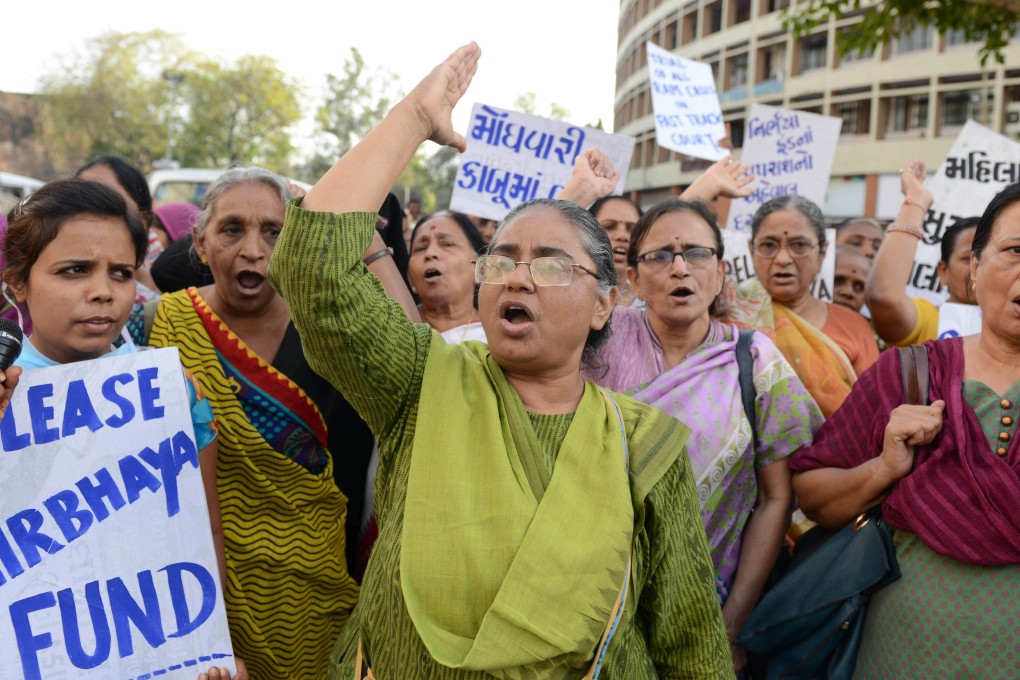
[
  {"left": 723, "top": 104, "right": 843, "bottom": 302},
  {"left": 450, "top": 103, "right": 635, "bottom": 220},
  {"left": 646, "top": 42, "right": 726, "bottom": 162}
]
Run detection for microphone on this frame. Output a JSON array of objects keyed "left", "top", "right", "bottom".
[{"left": 0, "top": 316, "right": 24, "bottom": 371}]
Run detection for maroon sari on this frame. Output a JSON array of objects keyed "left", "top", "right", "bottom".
[{"left": 790, "top": 337, "right": 1020, "bottom": 566}]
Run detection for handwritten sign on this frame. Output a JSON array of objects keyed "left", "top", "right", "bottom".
[
  {"left": 0, "top": 349, "right": 234, "bottom": 680},
  {"left": 906, "top": 121, "right": 1020, "bottom": 305},
  {"left": 723, "top": 104, "right": 843, "bottom": 302},
  {"left": 646, "top": 42, "right": 726, "bottom": 161},
  {"left": 450, "top": 104, "right": 635, "bottom": 221}
]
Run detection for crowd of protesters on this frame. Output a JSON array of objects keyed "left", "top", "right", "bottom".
[{"left": 0, "top": 43, "right": 1016, "bottom": 680}]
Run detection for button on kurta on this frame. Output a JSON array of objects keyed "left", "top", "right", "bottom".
[{"left": 1001, "top": 399, "right": 1013, "bottom": 409}]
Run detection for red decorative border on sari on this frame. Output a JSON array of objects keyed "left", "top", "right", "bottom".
[{"left": 187, "top": 287, "right": 328, "bottom": 447}]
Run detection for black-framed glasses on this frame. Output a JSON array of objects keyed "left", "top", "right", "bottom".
[
  {"left": 472, "top": 255, "right": 598, "bottom": 287},
  {"left": 752, "top": 239, "right": 819, "bottom": 259},
  {"left": 636, "top": 247, "right": 717, "bottom": 270}
]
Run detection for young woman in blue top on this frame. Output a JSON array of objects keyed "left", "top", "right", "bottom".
[{"left": 3, "top": 179, "right": 246, "bottom": 680}]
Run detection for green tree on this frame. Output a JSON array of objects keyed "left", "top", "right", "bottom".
[
  {"left": 300, "top": 48, "right": 401, "bottom": 181},
  {"left": 177, "top": 55, "right": 300, "bottom": 172},
  {"left": 38, "top": 30, "right": 193, "bottom": 173},
  {"left": 513, "top": 92, "right": 571, "bottom": 121},
  {"left": 785, "top": 0, "right": 1019, "bottom": 65}
]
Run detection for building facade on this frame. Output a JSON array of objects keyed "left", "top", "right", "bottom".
[{"left": 615, "top": 0, "right": 1020, "bottom": 219}]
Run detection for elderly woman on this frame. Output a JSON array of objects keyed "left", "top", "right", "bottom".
[
  {"left": 267, "top": 43, "right": 731, "bottom": 679},
  {"left": 866, "top": 160, "right": 979, "bottom": 347},
  {"left": 146, "top": 167, "right": 415, "bottom": 679},
  {"left": 407, "top": 210, "right": 487, "bottom": 342},
  {"left": 790, "top": 181, "right": 1020, "bottom": 679},
  {"left": 724, "top": 194, "right": 878, "bottom": 418},
  {"left": 590, "top": 199, "right": 822, "bottom": 674}
]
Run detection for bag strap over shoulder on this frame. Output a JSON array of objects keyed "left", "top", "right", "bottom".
[
  {"left": 897, "top": 344, "right": 930, "bottom": 407},
  {"left": 736, "top": 329, "right": 757, "bottom": 447}
]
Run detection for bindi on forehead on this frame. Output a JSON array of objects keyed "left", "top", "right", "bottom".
[{"left": 429, "top": 224, "right": 437, "bottom": 231}]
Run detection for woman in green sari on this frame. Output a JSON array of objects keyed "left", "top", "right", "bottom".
[{"left": 265, "top": 44, "right": 731, "bottom": 679}]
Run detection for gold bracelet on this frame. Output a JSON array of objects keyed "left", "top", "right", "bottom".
[
  {"left": 362, "top": 248, "right": 393, "bottom": 266},
  {"left": 887, "top": 223, "right": 923, "bottom": 239}
]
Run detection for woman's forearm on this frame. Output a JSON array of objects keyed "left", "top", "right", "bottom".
[{"left": 792, "top": 459, "right": 896, "bottom": 528}]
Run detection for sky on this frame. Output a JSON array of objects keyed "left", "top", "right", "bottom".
[{"left": 2, "top": 0, "right": 622, "bottom": 154}]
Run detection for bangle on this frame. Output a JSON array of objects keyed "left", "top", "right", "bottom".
[
  {"left": 362, "top": 248, "right": 393, "bottom": 266},
  {"left": 887, "top": 223, "right": 923, "bottom": 239},
  {"left": 903, "top": 195, "right": 931, "bottom": 214}
]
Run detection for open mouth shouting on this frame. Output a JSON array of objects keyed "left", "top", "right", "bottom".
[
  {"left": 669, "top": 285, "right": 695, "bottom": 302},
  {"left": 613, "top": 246, "right": 628, "bottom": 264},
  {"left": 423, "top": 267, "right": 443, "bottom": 282},
  {"left": 236, "top": 270, "right": 267, "bottom": 296},
  {"left": 498, "top": 300, "right": 535, "bottom": 336}
]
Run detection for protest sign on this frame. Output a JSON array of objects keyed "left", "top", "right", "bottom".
[
  {"left": 646, "top": 42, "right": 726, "bottom": 162},
  {"left": 937, "top": 302, "right": 982, "bottom": 340},
  {"left": 0, "top": 348, "right": 234, "bottom": 680},
  {"left": 450, "top": 104, "right": 635, "bottom": 221},
  {"left": 723, "top": 104, "right": 843, "bottom": 302},
  {"left": 906, "top": 121, "right": 1020, "bottom": 305}
]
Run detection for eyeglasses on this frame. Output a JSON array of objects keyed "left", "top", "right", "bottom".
[
  {"left": 636, "top": 247, "right": 717, "bottom": 270},
  {"left": 473, "top": 255, "right": 598, "bottom": 287},
  {"left": 752, "top": 239, "right": 819, "bottom": 259}
]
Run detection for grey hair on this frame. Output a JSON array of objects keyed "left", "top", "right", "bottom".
[
  {"left": 751, "top": 194, "right": 827, "bottom": 245},
  {"left": 491, "top": 198, "right": 618, "bottom": 370},
  {"left": 194, "top": 167, "right": 292, "bottom": 237}
]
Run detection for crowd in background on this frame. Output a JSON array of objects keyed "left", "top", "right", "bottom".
[{"left": 0, "top": 42, "right": 1017, "bottom": 680}]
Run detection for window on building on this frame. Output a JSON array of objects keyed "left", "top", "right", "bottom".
[
  {"left": 944, "top": 29, "right": 970, "bottom": 48},
  {"left": 834, "top": 100, "right": 871, "bottom": 135},
  {"left": 760, "top": 0, "right": 791, "bottom": 14},
  {"left": 942, "top": 90, "right": 978, "bottom": 127},
  {"left": 663, "top": 18, "right": 678, "bottom": 50},
  {"left": 728, "top": 54, "right": 749, "bottom": 89},
  {"left": 758, "top": 45, "right": 786, "bottom": 82},
  {"left": 799, "top": 35, "right": 827, "bottom": 73},
  {"left": 891, "top": 25, "right": 934, "bottom": 56},
  {"left": 728, "top": 118, "right": 746, "bottom": 148},
  {"left": 732, "top": 0, "right": 752, "bottom": 25},
  {"left": 887, "top": 95, "right": 929, "bottom": 134},
  {"left": 704, "top": 1, "right": 723, "bottom": 36},
  {"left": 838, "top": 30, "right": 875, "bottom": 65},
  {"left": 681, "top": 11, "right": 698, "bottom": 44}
]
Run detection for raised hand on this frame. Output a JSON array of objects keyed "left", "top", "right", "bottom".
[
  {"left": 557, "top": 148, "right": 620, "bottom": 207},
  {"left": 681, "top": 155, "right": 756, "bottom": 204},
  {"left": 900, "top": 158, "right": 933, "bottom": 212},
  {"left": 403, "top": 42, "right": 482, "bottom": 152}
]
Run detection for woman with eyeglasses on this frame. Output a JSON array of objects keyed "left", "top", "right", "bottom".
[
  {"left": 589, "top": 199, "right": 823, "bottom": 676},
  {"left": 724, "top": 195, "right": 879, "bottom": 418},
  {"left": 263, "top": 43, "right": 731, "bottom": 679}
]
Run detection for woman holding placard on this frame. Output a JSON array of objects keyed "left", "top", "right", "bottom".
[
  {"left": 2, "top": 179, "right": 247, "bottom": 679},
  {"left": 722, "top": 194, "right": 878, "bottom": 418}
]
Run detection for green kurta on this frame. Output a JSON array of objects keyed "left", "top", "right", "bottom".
[{"left": 268, "top": 201, "right": 732, "bottom": 679}]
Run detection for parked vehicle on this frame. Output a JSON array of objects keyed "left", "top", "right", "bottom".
[
  {"left": 149, "top": 168, "right": 311, "bottom": 208},
  {"left": 0, "top": 171, "right": 44, "bottom": 199}
]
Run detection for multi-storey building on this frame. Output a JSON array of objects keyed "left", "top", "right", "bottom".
[{"left": 615, "top": 0, "right": 1020, "bottom": 219}]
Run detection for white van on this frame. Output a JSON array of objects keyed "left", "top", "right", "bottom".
[
  {"left": 148, "top": 168, "right": 312, "bottom": 208},
  {"left": 0, "top": 171, "right": 45, "bottom": 199}
]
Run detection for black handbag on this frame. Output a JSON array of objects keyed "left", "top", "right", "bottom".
[{"left": 734, "top": 346, "right": 929, "bottom": 679}]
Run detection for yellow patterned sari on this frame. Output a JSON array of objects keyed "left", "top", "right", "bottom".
[{"left": 150, "top": 287, "right": 358, "bottom": 679}]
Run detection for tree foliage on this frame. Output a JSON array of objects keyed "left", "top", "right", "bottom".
[
  {"left": 299, "top": 48, "right": 400, "bottom": 181},
  {"left": 178, "top": 55, "right": 300, "bottom": 171},
  {"left": 784, "top": 0, "right": 1019, "bottom": 66},
  {"left": 38, "top": 30, "right": 192, "bottom": 172},
  {"left": 38, "top": 30, "right": 300, "bottom": 175}
]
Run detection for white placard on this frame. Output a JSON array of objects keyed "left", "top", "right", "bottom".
[
  {"left": 0, "top": 348, "right": 234, "bottom": 680},
  {"left": 723, "top": 104, "right": 843, "bottom": 302},
  {"left": 937, "top": 302, "right": 983, "bottom": 340},
  {"left": 906, "top": 121, "right": 1020, "bottom": 305},
  {"left": 646, "top": 42, "right": 726, "bottom": 162},
  {"left": 450, "top": 103, "right": 635, "bottom": 221}
]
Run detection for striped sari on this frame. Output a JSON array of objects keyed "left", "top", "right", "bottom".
[{"left": 150, "top": 287, "right": 358, "bottom": 679}]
